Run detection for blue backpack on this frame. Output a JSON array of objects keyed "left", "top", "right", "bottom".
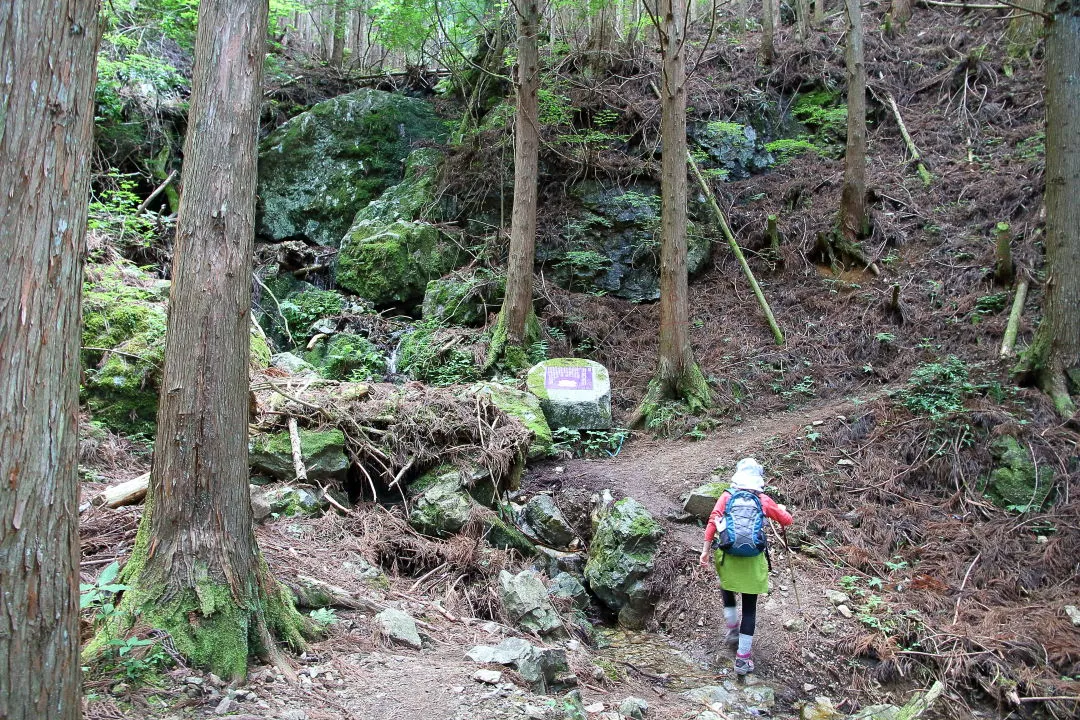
[{"left": 714, "top": 489, "right": 768, "bottom": 557}]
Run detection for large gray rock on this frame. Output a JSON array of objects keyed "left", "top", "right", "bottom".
[
  {"left": 583, "top": 498, "right": 663, "bottom": 628},
  {"left": 471, "top": 382, "right": 553, "bottom": 458},
  {"left": 683, "top": 478, "right": 728, "bottom": 519},
  {"left": 407, "top": 472, "right": 475, "bottom": 537},
  {"left": 255, "top": 485, "right": 327, "bottom": 517},
  {"left": 271, "top": 352, "right": 318, "bottom": 375},
  {"left": 548, "top": 573, "right": 590, "bottom": 610},
  {"left": 422, "top": 268, "right": 504, "bottom": 327},
  {"left": 465, "top": 637, "right": 569, "bottom": 692},
  {"left": 619, "top": 697, "right": 649, "bottom": 719},
  {"left": 374, "top": 608, "right": 422, "bottom": 650},
  {"left": 526, "top": 359, "right": 612, "bottom": 431},
  {"left": 521, "top": 495, "right": 576, "bottom": 548},
  {"left": 257, "top": 90, "right": 445, "bottom": 247},
  {"left": 249, "top": 429, "right": 349, "bottom": 482},
  {"left": 498, "top": 570, "right": 563, "bottom": 636}
]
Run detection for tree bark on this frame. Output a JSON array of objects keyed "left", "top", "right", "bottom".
[
  {"left": 839, "top": 0, "right": 867, "bottom": 241},
  {"left": 92, "top": 0, "right": 308, "bottom": 679},
  {"left": 797, "top": 0, "right": 812, "bottom": 41},
  {"left": 1018, "top": 0, "right": 1080, "bottom": 416},
  {"left": 330, "top": 0, "right": 346, "bottom": 67},
  {"left": 886, "top": 0, "right": 913, "bottom": 32},
  {"left": 762, "top": 0, "right": 776, "bottom": 64},
  {"left": 490, "top": 0, "right": 541, "bottom": 370},
  {"left": 636, "top": 0, "right": 711, "bottom": 422},
  {"left": 0, "top": 1, "right": 98, "bottom": 718},
  {"left": 814, "top": 0, "right": 826, "bottom": 25}
]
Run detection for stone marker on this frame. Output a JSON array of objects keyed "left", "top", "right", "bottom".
[{"left": 526, "top": 359, "right": 612, "bottom": 430}]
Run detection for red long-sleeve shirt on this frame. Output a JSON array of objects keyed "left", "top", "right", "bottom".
[{"left": 703, "top": 491, "right": 793, "bottom": 544}]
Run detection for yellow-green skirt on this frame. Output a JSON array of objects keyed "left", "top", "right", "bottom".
[{"left": 713, "top": 550, "right": 769, "bottom": 595}]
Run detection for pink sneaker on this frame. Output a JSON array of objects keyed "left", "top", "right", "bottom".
[{"left": 735, "top": 653, "right": 754, "bottom": 675}]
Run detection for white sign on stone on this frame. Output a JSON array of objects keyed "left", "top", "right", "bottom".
[{"left": 526, "top": 359, "right": 611, "bottom": 430}]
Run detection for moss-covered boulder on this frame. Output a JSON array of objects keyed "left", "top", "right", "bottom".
[
  {"left": 256, "top": 485, "right": 328, "bottom": 517},
  {"left": 471, "top": 382, "right": 552, "bottom": 458},
  {"left": 689, "top": 120, "right": 774, "bottom": 181},
  {"left": 498, "top": 569, "right": 563, "bottom": 636},
  {"left": 584, "top": 497, "right": 663, "bottom": 628},
  {"left": 422, "top": 268, "right": 505, "bottom": 327},
  {"left": 526, "top": 359, "right": 612, "bottom": 431},
  {"left": 304, "top": 333, "right": 385, "bottom": 381},
  {"left": 336, "top": 220, "right": 462, "bottom": 309},
  {"left": 81, "top": 264, "right": 169, "bottom": 436},
  {"left": 537, "top": 182, "right": 712, "bottom": 302},
  {"left": 256, "top": 89, "right": 446, "bottom": 247},
  {"left": 351, "top": 147, "right": 448, "bottom": 226},
  {"left": 683, "top": 478, "right": 729, "bottom": 519},
  {"left": 249, "top": 428, "right": 349, "bottom": 482},
  {"left": 521, "top": 494, "right": 577, "bottom": 548},
  {"left": 407, "top": 468, "right": 476, "bottom": 536},
  {"left": 986, "top": 435, "right": 1055, "bottom": 511}
]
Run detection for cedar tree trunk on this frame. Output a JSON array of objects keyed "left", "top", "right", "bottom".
[
  {"left": 636, "top": 0, "right": 711, "bottom": 424},
  {"left": 839, "top": 0, "right": 867, "bottom": 240},
  {"left": 762, "top": 0, "right": 776, "bottom": 64},
  {"left": 489, "top": 0, "right": 541, "bottom": 371},
  {"left": 0, "top": 1, "right": 98, "bottom": 718},
  {"left": 1017, "top": 0, "right": 1080, "bottom": 416},
  {"left": 330, "top": 0, "right": 346, "bottom": 67},
  {"left": 90, "top": 0, "right": 308, "bottom": 680}
]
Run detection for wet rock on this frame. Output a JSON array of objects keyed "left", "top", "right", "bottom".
[
  {"left": 584, "top": 498, "right": 663, "bottom": 628},
  {"left": 249, "top": 429, "right": 349, "bottom": 483},
  {"left": 499, "top": 570, "right": 563, "bottom": 636},
  {"left": 521, "top": 495, "right": 577, "bottom": 548},
  {"left": 526, "top": 359, "right": 612, "bottom": 431},
  {"left": 257, "top": 90, "right": 445, "bottom": 247},
  {"left": 986, "top": 435, "right": 1054, "bottom": 510},
  {"left": 548, "top": 572, "right": 590, "bottom": 609},
  {"left": 271, "top": 352, "right": 317, "bottom": 375},
  {"left": 374, "top": 608, "right": 422, "bottom": 650},
  {"left": 682, "top": 477, "right": 728, "bottom": 519},
  {"left": 801, "top": 696, "right": 843, "bottom": 720},
  {"left": 683, "top": 685, "right": 738, "bottom": 707},
  {"left": 619, "top": 696, "right": 649, "bottom": 719}
]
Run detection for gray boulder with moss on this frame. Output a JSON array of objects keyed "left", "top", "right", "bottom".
[
  {"left": 498, "top": 569, "right": 563, "bottom": 636},
  {"left": 256, "top": 485, "right": 327, "bottom": 517},
  {"left": 422, "top": 268, "right": 505, "bottom": 327},
  {"left": 249, "top": 428, "right": 349, "bottom": 482},
  {"left": 584, "top": 497, "right": 664, "bottom": 628},
  {"left": 471, "top": 382, "right": 552, "bottom": 458},
  {"left": 537, "top": 182, "right": 712, "bottom": 302},
  {"left": 526, "top": 359, "right": 612, "bottom": 431},
  {"left": 256, "top": 89, "right": 445, "bottom": 247},
  {"left": 986, "top": 435, "right": 1055, "bottom": 510},
  {"left": 521, "top": 495, "right": 576, "bottom": 548},
  {"left": 683, "top": 477, "right": 728, "bottom": 519}
]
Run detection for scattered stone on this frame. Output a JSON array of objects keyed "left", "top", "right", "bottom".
[
  {"left": 279, "top": 710, "right": 308, "bottom": 720},
  {"left": 819, "top": 622, "right": 838, "bottom": 636},
  {"left": 850, "top": 705, "right": 901, "bottom": 720},
  {"left": 837, "top": 459, "right": 856, "bottom": 466},
  {"left": 526, "top": 359, "right": 612, "bottom": 430},
  {"left": 801, "top": 696, "right": 843, "bottom": 720},
  {"left": 373, "top": 608, "right": 422, "bottom": 650},
  {"left": 270, "top": 352, "right": 317, "bottom": 375},
  {"left": 498, "top": 569, "right": 563, "bottom": 636},
  {"left": 213, "top": 697, "right": 232, "bottom": 715},
  {"left": 742, "top": 684, "right": 776, "bottom": 708},
  {"left": 837, "top": 605, "right": 853, "bottom": 618},
  {"left": 584, "top": 702, "right": 605, "bottom": 713},
  {"left": 682, "top": 685, "right": 737, "bottom": 707},
  {"left": 466, "top": 638, "right": 570, "bottom": 692},
  {"left": 562, "top": 690, "right": 588, "bottom": 720},
  {"left": 1065, "top": 605, "right": 1080, "bottom": 627},
  {"left": 472, "top": 669, "right": 502, "bottom": 685},
  {"left": 696, "top": 713, "right": 724, "bottom": 720},
  {"left": 523, "top": 704, "right": 547, "bottom": 719},
  {"left": 825, "top": 589, "right": 850, "bottom": 606},
  {"left": 584, "top": 498, "right": 663, "bottom": 628},
  {"left": 521, "top": 494, "right": 577, "bottom": 548},
  {"left": 422, "top": 268, "right": 504, "bottom": 327},
  {"left": 184, "top": 676, "right": 203, "bottom": 686},
  {"left": 619, "top": 696, "right": 649, "bottom": 719},
  {"left": 406, "top": 467, "right": 475, "bottom": 536},
  {"left": 783, "top": 617, "right": 806, "bottom": 632}
]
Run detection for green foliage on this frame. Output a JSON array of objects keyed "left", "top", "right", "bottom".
[
  {"left": 305, "top": 333, "right": 385, "bottom": 381},
  {"left": 399, "top": 323, "right": 480, "bottom": 386},
  {"left": 308, "top": 608, "right": 339, "bottom": 628},
  {"left": 896, "top": 357, "right": 975, "bottom": 418},
  {"left": 555, "top": 249, "right": 612, "bottom": 291},
  {"left": 551, "top": 427, "right": 629, "bottom": 458},
  {"left": 1015, "top": 132, "right": 1045, "bottom": 162},
  {"left": 764, "top": 138, "right": 820, "bottom": 162},
  {"left": 81, "top": 562, "right": 128, "bottom": 619},
  {"left": 792, "top": 89, "right": 847, "bottom": 137},
  {"left": 279, "top": 290, "right": 345, "bottom": 333},
  {"left": 974, "top": 293, "right": 1008, "bottom": 316}
]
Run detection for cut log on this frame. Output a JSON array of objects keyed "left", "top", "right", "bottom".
[
  {"left": 1000, "top": 278, "right": 1029, "bottom": 359},
  {"left": 92, "top": 472, "right": 150, "bottom": 508}
]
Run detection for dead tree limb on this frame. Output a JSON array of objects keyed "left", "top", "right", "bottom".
[
  {"left": 1000, "top": 278, "right": 1029, "bottom": 359},
  {"left": 885, "top": 93, "right": 932, "bottom": 186}
]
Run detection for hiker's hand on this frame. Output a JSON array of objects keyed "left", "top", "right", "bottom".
[{"left": 699, "top": 551, "right": 710, "bottom": 566}]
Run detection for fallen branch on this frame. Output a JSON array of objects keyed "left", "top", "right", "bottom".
[
  {"left": 135, "top": 169, "right": 179, "bottom": 215},
  {"left": 999, "top": 279, "right": 1029, "bottom": 359},
  {"left": 952, "top": 553, "right": 980, "bottom": 625},
  {"left": 885, "top": 93, "right": 932, "bottom": 186},
  {"left": 897, "top": 680, "right": 945, "bottom": 720},
  {"left": 288, "top": 417, "right": 308, "bottom": 483}
]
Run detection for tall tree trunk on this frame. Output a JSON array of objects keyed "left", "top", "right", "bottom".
[
  {"left": 330, "top": 0, "right": 346, "bottom": 67},
  {"left": 796, "top": 0, "right": 811, "bottom": 40},
  {"left": 90, "top": 0, "right": 308, "bottom": 680},
  {"left": 489, "top": 0, "right": 540, "bottom": 371},
  {"left": 636, "top": 0, "right": 711, "bottom": 424},
  {"left": 886, "top": 0, "right": 912, "bottom": 33},
  {"left": 762, "top": 0, "right": 776, "bottom": 64},
  {"left": 814, "top": 0, "right": 826, "bottom": 25},
  {"left": 0, "top": 1, "right": 98, "bottom": 718},
  {"left": 839, "top": 0, "right": 867, "bottom": 240},
  {"left": 1017, "top": 0, "right": 1080, "bottom": 416}
]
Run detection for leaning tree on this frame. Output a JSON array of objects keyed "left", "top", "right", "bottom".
[
  {"left": 0, "top": 0, "right": 98, "bottom": 717},
  {"left": 88, "top": 0, "right": 309, "bottom": 679}
]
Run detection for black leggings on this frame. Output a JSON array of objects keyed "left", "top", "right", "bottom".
[{"left": 721, "top": 590, "right": 758, "bottom": 636}]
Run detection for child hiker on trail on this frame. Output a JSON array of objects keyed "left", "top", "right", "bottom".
[{"left": 699, "top": 457, "right": 792, "bottom": 675}]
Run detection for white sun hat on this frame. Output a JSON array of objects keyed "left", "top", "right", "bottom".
[{"left": 729, "top": 457, "right": 765, "bottom": 492}]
